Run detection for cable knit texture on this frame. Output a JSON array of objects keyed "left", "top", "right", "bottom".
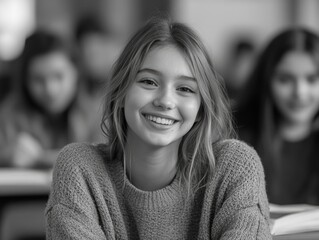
[{"left": 45, "top": 139, "right": 272, "bottom": 239}]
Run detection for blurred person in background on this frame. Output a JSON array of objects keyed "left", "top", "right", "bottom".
[
  {"left": 74, "top": 15, "right": 122, "bottom": 100},
  {"left": 222, "top": 38, "right": 257, "bottom": 109},
  {"left": 235, "top": 28, "right": 319, "bottom": 205},
  {"left": 0, "top": 61, "right": 15, "bottom": 103},
  {"left": 0, "top": 29, "right": 102, "bottom": 169}
]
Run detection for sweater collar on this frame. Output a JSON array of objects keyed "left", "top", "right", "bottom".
[{"left": 113, "top": 158, "right": 186, "bottom": 210}]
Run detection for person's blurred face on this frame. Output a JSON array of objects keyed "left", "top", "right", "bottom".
[
  {"left": 271, "top": 51, "right": 319, "bottom": 125},
  {"left": 27, "top": 51, "right": 78, "bottom": 114}
]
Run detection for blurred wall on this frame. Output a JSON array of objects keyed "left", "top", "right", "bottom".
[
  {"left": 2, "top": 0, "right": 319, "bottom": 67},
  {"left": 35, "top": 0, "right": 171, "bottom": 41},
  {"left": 172, "top": 0, "right": 319, "bottom": 71},
  {"left": 172, "top": 0, "right": 288, "bottom": 70},
  {"left": 0, "top": 0, "right": 35, "bottom": 61}
]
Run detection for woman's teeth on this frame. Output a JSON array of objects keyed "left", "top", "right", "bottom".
[{"left": 145, "top": 115, "right": 175, "bottom": 125}]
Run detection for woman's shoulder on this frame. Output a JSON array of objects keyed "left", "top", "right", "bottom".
[
  {"left": 48, "top": 143, "right": 116, "bottom": 211},
  {"left": 213, "top": 138, "right": 263, "bottom": 175},
  {"left": 213, "top": 138, "right": 258, "bottom": 156},
  {"left": 54, "top": 142, "right": 110, "bottom": 173}
]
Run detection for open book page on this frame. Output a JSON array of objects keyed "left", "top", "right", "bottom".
[
  {"left": 270, "top": 203, "right": 319, "bottom": 236},
  {"left": 270, "top": 203, "right": 319, "bottom": 218},
  {"left": 273, "top": 231, "right": 319, "bottom": 240}
]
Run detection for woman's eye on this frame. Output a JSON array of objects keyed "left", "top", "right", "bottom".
[
  {"left": 178, "top": 87, "right": 195, "bottom": 93},
  {"left": 139, "top": 79, "right": 157, "bottom": 86},
  {"left": 30, "top": 75, "right": 45, "bottom": 85},
  {"left": 275, "top": 74, "right": 294, "bottom": 85}
]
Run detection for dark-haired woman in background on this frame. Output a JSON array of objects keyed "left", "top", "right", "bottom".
[
  {"left": 0, "top": 30, "right": 102, "bottom": 169},
  {"left": 235, "top": 28, "right": 319, "bottom": 205},
  {"left": 0, "top": 30, "right": 105, "bottom": 240}
]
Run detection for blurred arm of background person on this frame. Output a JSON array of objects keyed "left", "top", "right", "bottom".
[{"left": 0, "top": 108, "right": 60, "bottom": 169}]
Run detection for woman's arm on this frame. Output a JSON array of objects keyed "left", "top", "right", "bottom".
[
  {"left": 211, "top": 140, "right": 272, "bottom": 240},
  {"left": 46, "top": 203, "right": 107, "bottom": 240},
  {"left": 45, "top": 143, "right": 115, "bottom": 240}
]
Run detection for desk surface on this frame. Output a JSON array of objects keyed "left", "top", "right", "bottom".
[{"left": 0, "top": 169, "right": 52, "bottom": 196}]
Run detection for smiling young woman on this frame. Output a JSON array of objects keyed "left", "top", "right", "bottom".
[{"left": 45, "top": 16, "right": 272, "bottom": 239}]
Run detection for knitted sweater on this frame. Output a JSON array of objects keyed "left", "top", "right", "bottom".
[{"left": 45, "top": 139, "right": 272, "bottom": 239}]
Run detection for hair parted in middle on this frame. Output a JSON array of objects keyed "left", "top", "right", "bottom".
[
  {"left": 101, "top": 16, "right": 234, "bottom": 194},
  {"left": 239, "top": 28, "right": 319, "bottom": 184}
]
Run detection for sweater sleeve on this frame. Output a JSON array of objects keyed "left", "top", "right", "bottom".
[
  {"left": 211, "top": 140, "right": 272, "bottom": 240},
  {"left": 45, "top": 143, "right": 113, "bottom": 240},
  {"left": 46, "top": 203, "right": 107, "bottom": 240}
]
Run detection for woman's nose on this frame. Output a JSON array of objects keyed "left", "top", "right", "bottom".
[
  {"left": 43, "top": 78, "right": 60, "bottom": 97},
  {"left": 153, "top": 89, "right": 176, "bottom": 110}
]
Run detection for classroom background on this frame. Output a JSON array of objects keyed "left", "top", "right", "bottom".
[{"left": 0, "top": 0, "right": 319, "bottom": 240}]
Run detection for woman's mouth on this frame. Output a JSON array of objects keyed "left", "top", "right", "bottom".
[{"left": 143, "top": 114, "right": 176, "bottom": 125}]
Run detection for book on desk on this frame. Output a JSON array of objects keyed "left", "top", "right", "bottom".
[
  {"left": 0, "top": 168, "right": 52, "bottom": 196},
  {"left": 270, "top": 203, "right": 319, "bottom": 240}
]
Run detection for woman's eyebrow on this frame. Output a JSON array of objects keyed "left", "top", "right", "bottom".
[
  {"left": 137, "top": 68, "right": 161, "bottom": 76},
  {"left": 177, "top": 75, "right": 196, "bottom": 82},
  {"left": 138, "top": 68, "right": 196, "bottom": 82}
]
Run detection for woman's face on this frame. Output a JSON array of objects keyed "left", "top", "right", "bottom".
[
  {"left": 271, "top": 51, "right": 319, "bottom": 125},
  {"left": 27, "top": 51, "right": 78, "bottom": 114},
  {"left": 124, "top": 45, "right": 201, "bottom": 148}
]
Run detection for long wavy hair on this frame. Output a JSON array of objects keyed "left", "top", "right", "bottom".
[
  {"left": 101, "top": 16, "right": 234, "bottom": 195},
  {"left": 238, "top": 28, "right": 319, "bottom": 192}
]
